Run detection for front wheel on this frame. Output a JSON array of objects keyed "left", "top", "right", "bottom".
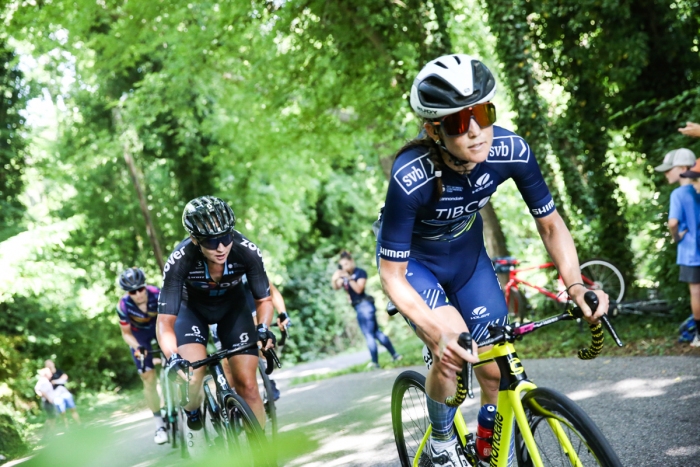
[
  {"left": 391, "top": 371, "right": 434, "bottom": 467},
  {"left": 579, "top": 259, "right": 625, "bottom": 304},
  {"left": 515, "top": 387, "right": 622, "bottom": 467},
  {"left": 223, "top": 393, "right": 274, "bottom": 466}
]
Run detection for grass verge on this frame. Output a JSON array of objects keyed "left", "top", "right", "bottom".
[{"left": 290, "top": 310, "right": 700, "bottom": 386}]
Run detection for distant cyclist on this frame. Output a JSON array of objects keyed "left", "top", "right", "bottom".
[
  {"left": 331, "top": 250, "right": 401, "bottom": 368},
  {"left": 376, "top": 54, "right": 610, "bottom": 466},
  {"left": 157, "top": 196, "right": 275, "bottom": 458},
  {"left": 116, "top": 267, "right": 167, "bottom": 445}
]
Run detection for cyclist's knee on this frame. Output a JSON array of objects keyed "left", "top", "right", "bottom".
[{"left": 233, "top": 379, "right": 259, "bottom": 401}]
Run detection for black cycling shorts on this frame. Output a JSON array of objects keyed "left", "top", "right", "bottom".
[{"left": 174, "top": 300, "right": 258, "bottom": 357}]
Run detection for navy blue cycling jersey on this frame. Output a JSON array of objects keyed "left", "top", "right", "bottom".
[
  {"left": 378, "top": 125, "right": 554, "bottom": 261},
  {"left": 116, "top": 285, "right": 160, "bottom": 331},
  {"left": 158, "top": 232, "right": 270, "bottom": 317}
]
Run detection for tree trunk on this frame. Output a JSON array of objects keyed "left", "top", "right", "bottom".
[{"left": 113, "top": 108, "right": 165, "bottom": 273}]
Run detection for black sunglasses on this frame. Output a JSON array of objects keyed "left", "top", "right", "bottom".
[
  {"left": 128, "top": 286, "right": 146, "bottom": 295},
  {"left": 197, "top": 233, "right": 234, "bottom": 250}
]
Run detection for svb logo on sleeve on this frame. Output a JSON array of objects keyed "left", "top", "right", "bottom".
[
  {"left": 488, "top": 136, "right": 530, "bottom": 163},
  {"left": 394, "top": 152, "right": 436, "bottom": 195}
]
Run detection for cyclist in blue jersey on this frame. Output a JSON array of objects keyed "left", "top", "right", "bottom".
[
  {"left": 157, "top": 196, "right": 275, "bottom": 458},
  {"left": 116, "top": 267, "right": 167, "bottom": 445},
  {"left": 376, "top": 54, "right": 610, "bottom": 466}
]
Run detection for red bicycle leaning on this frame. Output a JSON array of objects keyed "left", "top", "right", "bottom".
[{"left": 492, "top": 257, "right": 626, "bottom": 321}]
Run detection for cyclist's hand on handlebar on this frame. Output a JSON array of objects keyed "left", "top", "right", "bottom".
[
  {"left": 277, "top": 312, "right": 290, "bottom": 332},
  {"left": 133, "top": 346, "right": 147, "bottom": 358},
  {"left": 257, "top": 324, "right": 276, "bottom": 351},
  {"left": 436, "top": 333, "right": 479, "bottom": 373},
  {"left": 570, "top": 286, "right": 608, "bottom": 324},
  {"left": 165, "top": 353, "right": 188, "bottom": 382}
]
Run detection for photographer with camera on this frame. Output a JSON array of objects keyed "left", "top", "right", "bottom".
[{"left": 331, "top": 251, "right": 401, "bottom": 368}]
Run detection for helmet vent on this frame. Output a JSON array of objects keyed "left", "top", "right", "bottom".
[
  {"left": 453, "top": 55, "right": 461, "bottom": 65},
  {"left": 435, "top": 61, "right": 447, "bottom": 69}
]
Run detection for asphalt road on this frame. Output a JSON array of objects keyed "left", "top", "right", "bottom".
[{"left": 17, "top": 355, "right": 700, "bottom": 467}]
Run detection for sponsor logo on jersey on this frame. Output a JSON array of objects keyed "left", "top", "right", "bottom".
[
  {"left": 440, "top": 196, "right": 464, "bottom": 201},
  {"left": 435, "top": 196, "right": 491, "bottom": 219},
  {"left": 472, "top": 306, "right": 490, "bottom": 318},
  {"left": 394, "top": 152, "right": 436, "bottom": 195},
  {"left": 487, "top": 136, "right": 530, "bottom": 163},
  {"left": 380, "top": 247, "right": 410, "bottom": 259},
  {"left": 240, "top": 239, "right": 263, "bottom": 257},
  {"left": 444, "top": 185, "right": 463, "bottom": 193},
  {"left": 531, "top": 199, "right": 555, "bottom": 216},
  {"left": 472, "top": 172, "right": 495, "bottom": 194},
  {"left": 163, "top": 246, "right": 186, "bottom": 273}
]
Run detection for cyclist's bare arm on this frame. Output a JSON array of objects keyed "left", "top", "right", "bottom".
[
  {"left": 379, "top": 258, "right": 478, "bottom": 369},
  {"left": 270, "top": 283, "right": 289, "bottom": 330},
  {"left": 119, "top": 323, "right": 141, "bottom": 351},
  {"left": 255, "top": 296, "right": 275, "bottom": 350},
  {"left": 535, "top": 210, "right": 608, "bottom": 322},
  {"left": 347, "top": 276, "right": 366, "bottom": 294},
  {"left": 156, "top": 314, "right": 178, "bottom": 360}
]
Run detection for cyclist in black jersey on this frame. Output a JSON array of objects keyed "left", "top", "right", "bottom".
[
  {"left": 377, "top": 54, "right": 610, "bottom": 466},
  {"left": 156, "top": 196, "right": 275, "bottom": 458}
]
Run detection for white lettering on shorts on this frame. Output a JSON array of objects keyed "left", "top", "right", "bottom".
[
  {"left": 472, "top": 306, "right": 490, "bottom": 318},
  {"left": 240, "top": 332, "right": 249, "bottom": 343}
]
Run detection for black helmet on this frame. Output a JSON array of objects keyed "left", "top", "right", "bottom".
[
  {"left": 119, "top": 267, "right": 146, "bottom": 291},
  {"left": 182, "top": 196, "right": 236, "bottom": 238}
]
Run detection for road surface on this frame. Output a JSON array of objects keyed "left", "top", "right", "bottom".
[{"left": 17, "top": 355, "right": 700, "bottom": 467}]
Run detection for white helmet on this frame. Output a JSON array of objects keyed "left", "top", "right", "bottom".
[{"left": 410, "top": 54, "right": 497, "bottom": 119}]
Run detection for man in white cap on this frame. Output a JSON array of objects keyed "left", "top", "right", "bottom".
[
  {"left": 656, "top": 149, "right": 700, "bottom": 347},
  {"left": 677, "top": 159, "right": 700, "bottom": 347},
  {"left": 654, "top": 148, "right": 696, "bottom": 184}
]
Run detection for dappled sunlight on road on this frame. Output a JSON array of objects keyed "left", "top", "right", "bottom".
[
  {"left": 566, "top": 375, "right": 697, "bottom": 400},
  {"left": 665, "top": 445, "right": 700, "bottom": 457},
  {"left": 286, "top": 426, "right": 396, "bottom": 467}
]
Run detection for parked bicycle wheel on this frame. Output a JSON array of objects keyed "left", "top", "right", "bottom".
[
  {"left": 257, "top": 358, "right": 278, "bottom": 441},
  {"left": 223, "top": 392, "right": 272, "bottom": 466},
  {"left": 391, "top": 370, "right": 433, "bottom": 467},
  {"left": 579, "top": 259, "right": 625, "bottom": 304},
  {"left": 507, "top": 286, "right": 531, "bottom": 322},
  {"left": 515, "top": 387, "right": 622, "bottom": 467}
]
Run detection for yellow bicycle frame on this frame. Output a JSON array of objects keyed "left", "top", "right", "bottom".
[{"left": 413, "top": 341, "right": 589, "bottom": 467}]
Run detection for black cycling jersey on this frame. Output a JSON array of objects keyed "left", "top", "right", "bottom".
[{"left": 158, "top": 232, "right": 270, "bottom": 318}]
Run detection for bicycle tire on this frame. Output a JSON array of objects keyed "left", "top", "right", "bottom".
[
  {"left": 579, "top": 259, "right": 625, "bottom": 304},
  {"left": 223, "top": 393, "right": 274, "bottom": 466},
  {"left": 257, "top": 358, "right": 278, "bottom": 441},
  {"left": 391, "top": 370, "right": 434, "bottom": 467},
  {"left": 515, "top": 387, "right": 622, "bottom": 467}
]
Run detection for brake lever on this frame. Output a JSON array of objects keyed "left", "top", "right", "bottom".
[{"left": 263, "top": 348, "right": 281, "bottom": 375}]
